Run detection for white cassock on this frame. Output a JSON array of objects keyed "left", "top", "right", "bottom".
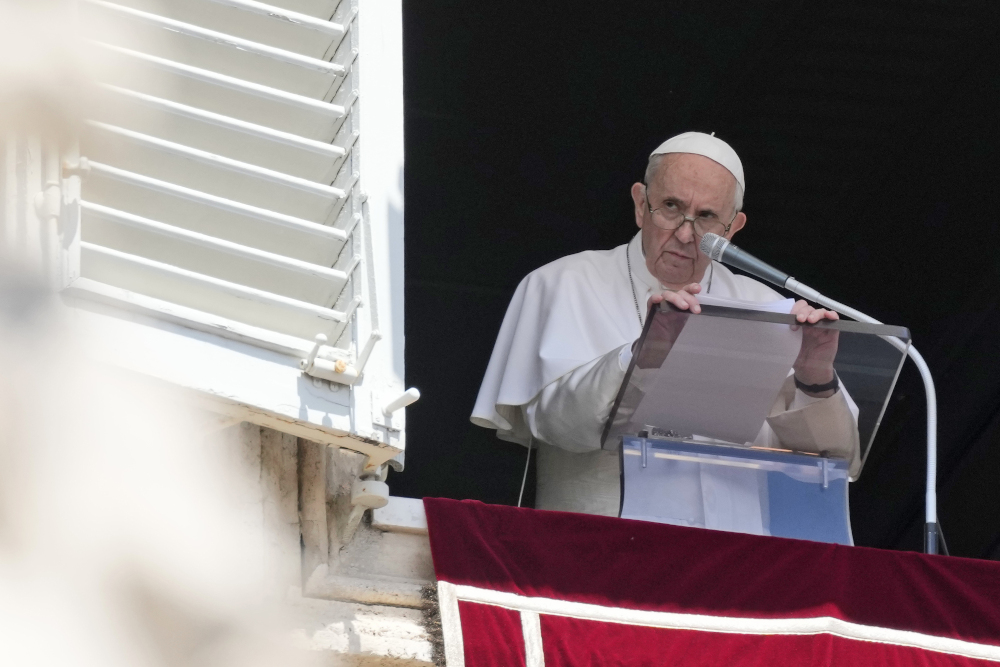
[{"left": 472, "top": 231, "right": 860, "bottom": 530}]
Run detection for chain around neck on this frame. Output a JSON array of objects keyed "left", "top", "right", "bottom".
[{"left": 626, "top": 249, "right": 642, "bottom": 326}]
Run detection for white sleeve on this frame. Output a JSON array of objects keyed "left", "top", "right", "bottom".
[
  {"left": 763, "top": 376, "right": 862, "bottom": 477},
  {"left": 522, "top": 344, "right": 630, "bottom": 453}
]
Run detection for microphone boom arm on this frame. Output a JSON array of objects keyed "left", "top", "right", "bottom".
[
  {"left": 785, "top": 278, "right": 940, "bottom": 555},
  {"left": 700, "top": 232, "right": 940, "bottom": 554}
]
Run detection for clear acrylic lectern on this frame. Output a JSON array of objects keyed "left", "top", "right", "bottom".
[{"left": 602, "top": 302, "right": 910, "bottom": 545}]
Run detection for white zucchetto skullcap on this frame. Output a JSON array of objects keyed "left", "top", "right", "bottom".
[{"left": 650, "top": 132, "right": 745, "bottom": 193}]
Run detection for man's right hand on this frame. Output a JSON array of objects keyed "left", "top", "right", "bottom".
[
  {"left": 632, "top": 283, "right": 702, "bottom": 364},
  {"left": 646, "top": 283, "right": 702, "bottom": 315}
]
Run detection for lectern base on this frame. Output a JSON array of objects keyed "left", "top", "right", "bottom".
[{"left": 620, "top": 436, "right": 853, "bottom": 545}]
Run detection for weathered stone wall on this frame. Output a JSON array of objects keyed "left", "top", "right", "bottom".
[{"left": 215, "top": 422, "right": 435, "bottom": 666}]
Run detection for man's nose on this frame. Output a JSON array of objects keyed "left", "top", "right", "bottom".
[{"left": 674, "top": 219, "right": 696, "bottom": 243}]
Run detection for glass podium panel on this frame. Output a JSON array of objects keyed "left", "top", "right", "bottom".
[
  {"left": 603, "top": 303, "right": 910, "bottom": 544},
  {"left": 621, "top": 436, "right": 852, "bottom": 544}
]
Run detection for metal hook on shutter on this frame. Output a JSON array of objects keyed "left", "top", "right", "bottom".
[
  {"left": 300, "top": 330, "right": 382, "bottom": 385},
  {"left": 301, "top": 334, "right": 331, "bottom": 375}
]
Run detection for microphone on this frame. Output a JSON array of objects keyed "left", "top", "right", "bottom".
[{"left": 700, "top": 233, "right": 790, "bottom": 289}]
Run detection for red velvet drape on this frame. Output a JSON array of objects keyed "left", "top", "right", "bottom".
[{"left": 425, "top": 498, "right": 1000, "bottom": 666}]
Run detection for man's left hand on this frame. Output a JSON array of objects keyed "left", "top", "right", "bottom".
[
  {"left": 791, "top": 300, "right": 838, "bottom": 325},
  {"left": 791, "top": 300, "right": 840, "bottom": 397}
]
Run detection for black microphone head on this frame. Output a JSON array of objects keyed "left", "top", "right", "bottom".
[{"left": 699, "top": 233, "right": 728, "bottom": 261}]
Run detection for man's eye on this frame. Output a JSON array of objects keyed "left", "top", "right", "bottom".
[
  {"left": 698, "top": 212, "right": 718, "bottom": 220},
  {"left": 664, "top": 202, "right": 679, "bottom": 210}
]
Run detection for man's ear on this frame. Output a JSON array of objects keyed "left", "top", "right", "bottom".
[
  {"left": 726, "top": 211, "right": 747, "bottom": 239},
  {"left": 631, "top": 182, "right": 647, "bottom": 229}
]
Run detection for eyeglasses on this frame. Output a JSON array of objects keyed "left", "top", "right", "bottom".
[{"left": 644, "top": 187, "right": 736, "bottom": 238}]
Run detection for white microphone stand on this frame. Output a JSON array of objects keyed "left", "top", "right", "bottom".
[{"left": 785, "top": 278, "right": 941, "bottom": 555}]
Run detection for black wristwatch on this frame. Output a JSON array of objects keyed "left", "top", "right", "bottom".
[{"left": 794, "top": 371, "right": 839, "bottom": 394}]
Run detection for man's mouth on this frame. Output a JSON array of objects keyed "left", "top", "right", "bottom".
[{"left": 666, "top": 251, "right": 693, "bottom": 261}]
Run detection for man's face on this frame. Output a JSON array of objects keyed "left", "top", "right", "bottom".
[{"left": 630, "top": 153, "right": 746, "bottom": 289}]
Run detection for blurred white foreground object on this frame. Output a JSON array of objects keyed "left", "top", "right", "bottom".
[
  {"left": 0, "top": 265, "right": 308, "bottom": 667},
  {"left": 0, "top": 0, "right": 436, "bottom": 664}
]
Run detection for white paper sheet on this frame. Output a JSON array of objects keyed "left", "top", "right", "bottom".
[
  {"left": 628, "top": 295, "right": 801, "bottom": 445},
  {"left": 696, "top": 294, "right": 796, "bottom": 313}
]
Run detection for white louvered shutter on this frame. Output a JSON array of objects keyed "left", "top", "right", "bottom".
[{"left": 64, "top": 0, "right": 407, "bottom": 468}]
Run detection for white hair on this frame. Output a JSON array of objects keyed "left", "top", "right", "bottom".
[{"left": 644, "top": 153, "right": 744, "bottom": 213}]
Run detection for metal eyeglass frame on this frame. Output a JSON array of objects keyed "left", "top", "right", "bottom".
[{"left": 643, "top": 184, "right": 737, "bottom": 238}]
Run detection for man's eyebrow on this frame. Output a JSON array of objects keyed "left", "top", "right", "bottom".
[{"left": 658, "top": 194, "right": 685, "bottom": 206}]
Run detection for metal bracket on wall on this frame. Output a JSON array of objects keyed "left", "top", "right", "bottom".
[{"left": 372, "top": 388, "right": 420, "bottom": 432}]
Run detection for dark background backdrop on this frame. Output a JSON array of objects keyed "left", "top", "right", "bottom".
[{"left": 392, "top": 0, "right": 1000, "bottom": 558}]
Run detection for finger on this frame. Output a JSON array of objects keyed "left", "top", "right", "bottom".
[
  {"left": 807, "top": 308, "right": 837, "bottom": 324},
  {"left": 661, "top": 291, "right": 687, "bottom": 311},
  {"left": 662, "top": 289, "right": 701, "bottom": 314},
  {"left": 682, "top": 283, "right": 702, "bottom": 294},
  {"left": 807, "top": 309, "right": 826, "bottom": 324},
  {"left": 790, "top": 299, "right": 810, "bottom": 323}
]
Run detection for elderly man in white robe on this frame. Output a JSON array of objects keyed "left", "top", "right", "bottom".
[{"left": 471, "top": 132, "right": 859, "bottom": 530}]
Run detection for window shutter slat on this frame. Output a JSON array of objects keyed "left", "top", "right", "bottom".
[{"left": 66, "top": 0, "right": 408, "bottom": 466}]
